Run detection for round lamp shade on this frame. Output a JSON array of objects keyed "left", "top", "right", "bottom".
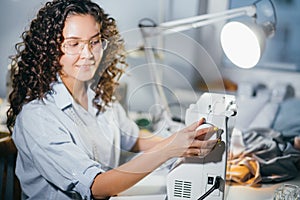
[{"left": 220, "top": 21, "right": 266, "bottom": 69}]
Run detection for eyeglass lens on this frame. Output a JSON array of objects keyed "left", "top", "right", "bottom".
[{"left": 63, "top": 37, "right": 108, "bottom": 55}]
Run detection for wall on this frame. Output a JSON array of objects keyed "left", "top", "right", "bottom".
[
  {"left": 2, "top": 0, "right": 298, "bottom": 108},
  {"left": 0, "top": 0, "right": 199, "bottom": 112},
  {"left": 0, "top": 0, "right": 48, "bottom": 98},
  {"left": 0, "top": 0, "right": 169, "bottom": 98}
]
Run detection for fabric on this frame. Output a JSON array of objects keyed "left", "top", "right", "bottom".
[
  {"left": 226, "top": 156, "right": 261, "bottom": 186},
  {"left": 234, "top": 83, "right": 294, "bottom": 132},
  {"left": 234, "top": 93, "right": 270, "bottom": 131},
  {"left": 227, "top": 128, "right": 261, "bottom": 186},
  {"left": 227, "top": 85, "right": 300, "bottom": 186},
  {"left": 227, "top": 128, "right": 300, "bottom": 185},
  {"left": 248, "top": 102, "right": 279, "bottom": 130},
  {"left": 12, "top": 78, "right": 139, "bottom": 200},
  {"left": 273, "top": 98, "right": 300, "bottom": 138}
]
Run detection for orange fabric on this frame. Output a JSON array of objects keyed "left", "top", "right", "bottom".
[{"left": 226, "top": 156, "right": 262, "bottom": 186}]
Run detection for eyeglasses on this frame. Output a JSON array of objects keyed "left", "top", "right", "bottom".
[{"left": 62, "top": 36, "right": 109, "bottom": 55}]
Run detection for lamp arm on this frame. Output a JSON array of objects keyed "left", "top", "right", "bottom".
[
  {"left": 161, "top": 10, "right": 255, "bottom": 36},
  {"left": 160, "top": 5, "right": 256, "bottom": 28},
  {"left": 141, "top": 5, "right": 256, "bottom": 37}
]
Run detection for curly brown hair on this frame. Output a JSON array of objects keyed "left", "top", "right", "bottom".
[{"left": 7, "top": 0, "right": 127, "bottom": 133}]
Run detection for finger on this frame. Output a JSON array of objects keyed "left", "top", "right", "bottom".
[
  {"left": 195, "top": 126, "right": 218, "bottom": 139},
  {"left": 190, "top": 139, "right": 218, "bottom": 149},
  {"left": 202, "top": 139, "right": 219, "bottom": 149},
  {"left": 184, "top": 148, "right": 211, "bottom": 157},
  {"left": 198, "top": 117, "right": 206, "bottom": 125},
  {"left": 183, "top": 148, "right": 202, "bottom": 157},
  {"left": 183, "top": 117, "right": 206, "bottom": 132},
  {"left": 198, "top": 149, "right": 212, "bottom": 157}
]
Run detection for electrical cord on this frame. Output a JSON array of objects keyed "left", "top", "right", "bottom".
[{"left": 197, "top": 176, "right": 222, "bottom": 200}]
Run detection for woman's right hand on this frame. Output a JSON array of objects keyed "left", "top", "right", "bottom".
[
  {"left": 155, "top": 118, "right": 218, "bottom": 159},
  {"left": 92, "top": 118, "right": 218, "bottom": 198}
]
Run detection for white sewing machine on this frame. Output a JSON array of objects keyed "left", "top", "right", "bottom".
[{"left": 166, "top": 92, "right": 236, "bottom": 200}]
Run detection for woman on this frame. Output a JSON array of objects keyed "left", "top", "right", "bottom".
[{"left": 7, "top": 0, "right": 218, "bottom": 199}]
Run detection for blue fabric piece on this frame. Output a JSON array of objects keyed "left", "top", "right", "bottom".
[{"left": 272, "top": 98, "right": 300, "bottom": 138}]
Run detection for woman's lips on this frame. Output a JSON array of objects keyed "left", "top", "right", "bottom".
[{"left": 76, "top": 63, "right": 95, "bottom": 70}]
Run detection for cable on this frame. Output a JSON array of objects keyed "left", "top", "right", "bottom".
[{"left": 197, "top": 176, "right": 221, "bottom": 200}]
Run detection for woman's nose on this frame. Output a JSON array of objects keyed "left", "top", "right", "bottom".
[{"left": 80, "top": 43, "right": 94, "bottom": 58}]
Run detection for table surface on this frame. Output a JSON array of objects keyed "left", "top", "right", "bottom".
[{"left": 110, "top": 168, "right": 300, "bottom": 200}]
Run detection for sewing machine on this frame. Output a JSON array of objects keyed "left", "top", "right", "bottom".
[{"left": 166, "top": 92, "right": 236, "bottom": 200}]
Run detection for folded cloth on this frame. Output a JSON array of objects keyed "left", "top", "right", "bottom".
[
  {"left": 235, "top": 83, "right": 294, "bottom": 132},
  {"left": 248, "top": 102, "right": 280, "bottom": 130},
  {"left": 226, "top": 156, "right": 261, "bottom": 186},
  {"left": 229, "top": 128, "right": 246, "bottom": 158},
  {"left": 234, "top": 94, "right": 270, "bottom": 131},
  {"left": 228, "top": 128, "right": 300, "bottom": 184},
  {"left": 273, "top": 98, "right": 300, "bottom": 138}
]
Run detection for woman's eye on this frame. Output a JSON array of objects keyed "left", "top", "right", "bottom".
[
  {"left": 90, "top": 39, "right": 100, "bottom": 46},
  {"left": 67, "top": 41, "right": 80, "bottom": 47}
]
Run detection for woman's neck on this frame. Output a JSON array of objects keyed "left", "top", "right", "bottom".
[{"left": 61, "top": 76, "right": 89, "bottom": 110}]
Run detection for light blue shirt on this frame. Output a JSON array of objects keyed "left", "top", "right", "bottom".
[{"left": 12, "top": 79, "right": 139, "bottom": 200}]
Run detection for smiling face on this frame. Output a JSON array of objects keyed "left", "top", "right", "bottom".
[{"left": 59, "top": 14, "right": 103, "bottom": 87}]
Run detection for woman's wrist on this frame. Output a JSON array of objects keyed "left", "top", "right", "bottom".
[{"left": 148, "top": 137, "right": 176, "bottom": 161}]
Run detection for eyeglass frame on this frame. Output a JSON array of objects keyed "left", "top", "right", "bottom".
[{"left": 61, "top": 33, "right": 109, "bottom": 55}]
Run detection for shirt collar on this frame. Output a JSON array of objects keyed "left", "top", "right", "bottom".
[
  {"left": 49, "top": 75, "right": 99, "bottom": 114},
  {"left": 50, "top": 75, "right": 73, "bottom": 110}
]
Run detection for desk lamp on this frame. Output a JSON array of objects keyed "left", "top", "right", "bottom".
[
  {"left": 139, "top": 0, "right": 276, "bottom": 68},
  {"left": 220, "top": 0, "right": 276, "bottom": 69},
  {"left": 138, "top": 0, "right": 276, "bottom": 132}
]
